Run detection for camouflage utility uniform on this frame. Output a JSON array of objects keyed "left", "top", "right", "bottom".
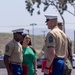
[{"left": 64, "top": 38, "right": 72, "bottom": 75}]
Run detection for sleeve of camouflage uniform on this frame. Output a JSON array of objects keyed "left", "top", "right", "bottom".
[
  {"left": 46, "top": 32, "right": 56, "bottom": 67},
  {"left": 67, "top": 37, "right": 72, "bottom": 64}
]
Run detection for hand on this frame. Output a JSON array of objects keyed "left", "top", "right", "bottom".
[
  {"left": 34, "top": 70, "right": 37, "bottom": 75},
  {"left": 34, "top": 72, "right": 37, "bottom": 75},
  {"left": 44, "top": 68, "right": 49, "bottom": 74}
]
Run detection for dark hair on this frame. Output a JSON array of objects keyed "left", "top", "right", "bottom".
[
  {"left": 28, "top": 39, "right": 32, "bottom": 46},
  {"left": 30, "top": 46, "right": 36, "bottom": 53},
  {"left": 20, "top": 34, "right": 29, "bottom": 45},
  {"left": 20, "top": 34, "right": 36, "bottom": 53}
]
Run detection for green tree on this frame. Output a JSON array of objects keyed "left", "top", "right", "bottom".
[{"left": 25, "top": 0, "right": 75, "bottom": 32}]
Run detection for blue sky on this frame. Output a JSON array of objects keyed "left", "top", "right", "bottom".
[{"left": 0, "top": 0, "right": 75, "bottom": 39}]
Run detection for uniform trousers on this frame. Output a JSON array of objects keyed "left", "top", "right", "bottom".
[
  {"left": 11, "top": 64, "right": 23, "bottom": 75},
  {"left": 50, "top": 58, "right": 64, "bottom": 75}
]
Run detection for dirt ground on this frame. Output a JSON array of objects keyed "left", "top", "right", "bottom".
[{"left": 0, "top": 33, "right": 44, "bottom": 54}]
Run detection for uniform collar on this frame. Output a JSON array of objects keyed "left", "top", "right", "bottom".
[
  {"left": 52, "top": 26, "right": 58, "bottom": 30},
  {"left": 13, "top": 39, "right": 20, "bottom": 44}
]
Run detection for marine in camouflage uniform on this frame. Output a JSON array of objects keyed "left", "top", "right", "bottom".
[
  {"left": 58, "top": 22, "right": 72, "bottom": 75},
  {"left": 64, "top": 38, "right": 72, "bottom": 75}
]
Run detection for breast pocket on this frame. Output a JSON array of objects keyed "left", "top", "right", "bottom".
[{"left": 14, "top": 46, "right": 21, "bottom": 54}]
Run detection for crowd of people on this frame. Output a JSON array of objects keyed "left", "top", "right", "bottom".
[{"left": 3, "top": 14, "right": 73, "bottom": 75}]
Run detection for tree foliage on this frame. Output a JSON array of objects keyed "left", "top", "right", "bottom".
[
  {"left": 25, "top": 0, "right": 75, "bottom": 32},
  {"left": 25, "top": 0, "right": 75, "bottom": 16}
]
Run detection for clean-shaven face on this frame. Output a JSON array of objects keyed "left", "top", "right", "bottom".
[
  {"left": 46, "top": 19, "right": 57, "bottom": 29},
  {"left": 23, "top": 34, "right": 30, "bottom": 45}
]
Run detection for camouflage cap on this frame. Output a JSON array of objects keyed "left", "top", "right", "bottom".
[{"left": 57, "top": 22, "right": 63, "bottom": 26}]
